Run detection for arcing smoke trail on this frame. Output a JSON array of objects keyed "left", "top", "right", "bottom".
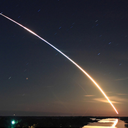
[{"left": 0, "top": 13, "right": 119, "bottom": 114}]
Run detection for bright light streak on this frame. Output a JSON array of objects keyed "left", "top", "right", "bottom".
[
  {"left": 112, "top": 119, "right": 118, "bottom": 127},
  {"left": 99, "top": 118, "right": 118, "bottom": 127},
  {"left": 0, "top": 13, "right": 119, "bottom": 114},
  {"left": 83, "top": 118, "right": 118, "bottom": 128}
]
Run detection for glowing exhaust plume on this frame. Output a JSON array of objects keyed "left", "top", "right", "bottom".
[{"left": 0, "top": 13, "right": 119, "bottom": 114}]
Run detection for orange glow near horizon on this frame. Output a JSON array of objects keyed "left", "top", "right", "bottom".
[{"left": 0, "top": 13, "right": 119, "bottom": 115}]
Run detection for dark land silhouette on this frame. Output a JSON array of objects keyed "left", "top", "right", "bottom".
[{"left": 0, "top": 116, "right": 127, "bottom": 128}]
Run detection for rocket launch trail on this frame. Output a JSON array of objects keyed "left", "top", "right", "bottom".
[{"left": 0, "top": 13, "right": 119, "bottom": 114}]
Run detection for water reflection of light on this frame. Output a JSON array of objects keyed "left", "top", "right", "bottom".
[
  {"left": 98, "top": 118, "right": 118, "bottom": 127},
  {"left": 112, "top": 119, "right": 118, "bottom": 127},
  {"left": 83, "top": 118, "right": 118, "bottom": 128},
  {"left": 83, "top": 126, "right": 116, "bottom": 128}
]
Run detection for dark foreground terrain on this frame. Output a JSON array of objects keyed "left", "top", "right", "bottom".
[
  {"left": 0, "top": 116, "right": 127, "bottom": 128},
  {"left": 0, "top": 116, "right": 96, "bottom": 128}
]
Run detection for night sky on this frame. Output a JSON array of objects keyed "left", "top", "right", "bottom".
[{"left": 0, "top": 0, "right": 128, "bottom": 116}]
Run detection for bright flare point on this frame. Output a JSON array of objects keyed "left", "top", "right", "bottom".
[
  {"left": 11, "top": 120, "right": 16, "bottom": 125},
  {"left": 0, "top": 13, "right": 119, "bottom": 114}
]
